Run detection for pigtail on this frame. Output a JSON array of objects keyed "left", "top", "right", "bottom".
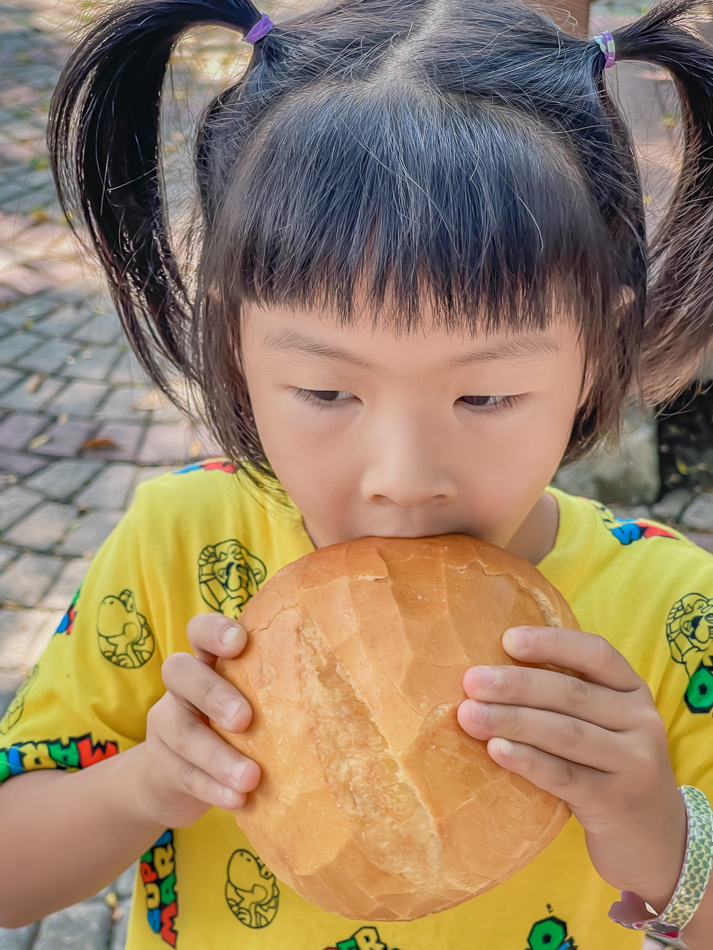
[
  {"left": 609, "top": 0, "right": 713, "bottom": 403},
  {"left": 47, "top": 0, "right": 274, "bottom": 397}
]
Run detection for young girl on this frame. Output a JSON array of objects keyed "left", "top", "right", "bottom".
[{"left": 2, "top": 0, "right": 713, "bottom": 945}]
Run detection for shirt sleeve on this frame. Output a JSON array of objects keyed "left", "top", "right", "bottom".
[{"left": 0, "top": 484, "right": 168, "bottom": 786}]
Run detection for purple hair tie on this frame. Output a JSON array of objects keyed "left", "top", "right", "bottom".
[
  {"left": 593, "top": 31, "right": 616, "bottom": 68},
  {"left": 244, "top": 12, "right": 274, "bottom": 43}
]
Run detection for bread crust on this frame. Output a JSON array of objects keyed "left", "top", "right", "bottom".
[{"left": 214, "top": 534, "right": 579, "bottom": 920}]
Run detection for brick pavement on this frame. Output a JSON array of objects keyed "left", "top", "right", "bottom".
[{"left": 0, "top": 0, "right": 707, "bottom": 947}]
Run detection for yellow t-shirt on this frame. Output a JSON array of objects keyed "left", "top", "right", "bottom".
[{"left": 2, "top": 460, "right": 712, "bottom": 950}]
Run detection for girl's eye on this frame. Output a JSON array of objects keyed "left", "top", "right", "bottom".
[
  {"left": 293, "top": 389, "right": 525, "bottom": 414},
  {"left": 459, "top": 393, "right": 526, "bottom": 413},
  {"left": 293, "top": 389, "right": 353, "bottom": 408}
]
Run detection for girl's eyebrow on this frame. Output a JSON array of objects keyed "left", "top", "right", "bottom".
[{"left": 261, "top": 327, "right": 560, "bottom": 368}]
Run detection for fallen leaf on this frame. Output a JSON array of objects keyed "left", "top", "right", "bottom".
[
  {"left": 24, "top": 374, "right": 44, "bottom": 393},
  {"left": 80, "top": 437, "right": 118, "bottom": 451},
  {"left": 28, "top": 434, "right": 49, "bottom": 449},
  {"left": 22, "top": 319, "right": 34, "bottom": 330}
]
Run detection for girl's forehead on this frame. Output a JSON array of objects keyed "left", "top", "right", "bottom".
[{"left": 241, "top": 300, "right": 577, "bottom": 365}]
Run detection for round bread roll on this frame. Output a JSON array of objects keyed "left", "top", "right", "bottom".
[{"left": 213, "top": 534, "right": 579, "bottom": 921}]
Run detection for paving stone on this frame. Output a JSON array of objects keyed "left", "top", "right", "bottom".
[
  {"left": 113, "top": 863, "right": 138, "bottom": 901},
  {"left": 33, "top": 305, "right": 92, "bottom": 337},
  {"left": 111, "top": 350, "right": 149, "bottom": 385},
  {"left": 681, "top": 493, "right": 713, "bottom": 532},
  {"left": 0, "top": 265, "right": 55, "bottom": 296},
  {"left": 0, "top": 295, "right": 56, "bottom": 328},
  {"left": 0, "top": 330, "right": 44, "bottom": 363},
  {"left": 687, "top": 532, "right": 713, "bottom": 555},
  {"left": 14, "top": 338, "right": 79, "bottom": 374},
  {"left": 61, "top": 345, "right": 121, "bottom": 380},
  {"left": 40, "top": 557, "right": 91, "bottom": 609},
  {"left": 0, "top": 412, "right": 47, "bottom": 451},
  {"left": 610, "top": 506, "right": 652, "bottom": 522},
  {"left": 110, "top": 899, "right": 132, "bottom": 950},
  {"left": 97, "top": 386, "right": 151, "bottom": 422},
  {"left": 0, "top": 450, "right": 46, "bottom": 476},
  {"left": 0, "top": 607, "right": 58, "bottom": 670},
  {"left": 0, "top": 486, "right": 42, "bottom": 531},
  {"left": 651, "top": 488, "right": 694, "bottom": 523},
  {"left": 72, "top": 310, "right": 122, "bottom": 344},
  {"left": 0, "top": 545, "right": 16, "bottom": 571},
  {"left": 80, "top": 423, "right": 143, "bottom": 462},
  {"left": 0, "top": 374, "right": 63, "bottom": 412},
  {"left": 57, "top": 510, "right": 122, "bottom": 557},
  {"left": 76, "top": 463, "right": 135, "bottom": 511},
  {"left": 0, "top": 367, "right": 23, "bottom": 395},
  {"left": 0, "top": 922, "right": 38, "bottom": 949},
  {"left": 0, "top": 552, "right": 63, "bottom": 607},
  {"left": 3, "top": 501, "right": 77, "bottom": 551},
  {"left": 33, "top": 901, "right": 112, "bottom": 950},
  {"left": 49, "top": 380, "right": 108, "bottom": 417},
  {"left": 25, "top": 459, "right": 104, "bottom": 500},
  {"left": 29, "top": 419, "right": 95, "bottom": 457},
  {"left": 137, "top": 423, "right": 218, "bottom": 465},
  {"left": 151, "top": 400, "right": 186, "bottom": 424}
]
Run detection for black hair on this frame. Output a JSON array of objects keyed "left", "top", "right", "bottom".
[{"left": 47, "top": 0, "right": 713, "bottom": 503}]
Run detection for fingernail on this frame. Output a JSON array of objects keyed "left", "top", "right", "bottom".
[
  {"left": 222, "top": 700, "right": 243, "bottom": 726},
  {"left": 469, "top": 701, "right": 489, "bottom": 724},
  {"left": 232, "top": 762, "right": 248, "bottom": 788},
  {"left": 494, "top": 738, "right": 514, "bottom": 756},
  {"left": 473, "top": 666, "right": 496, "bottom": 689},
  {"left": 221, "top": 624, "right": 244, "bottom": 646},
  {"left": 222, "top": 786, "right": 239, "bottom": 804},
  {"left": 506, "top": 627, "right": 530, "bottom": 650}
]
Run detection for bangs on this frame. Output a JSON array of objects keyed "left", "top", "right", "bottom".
[{"left": 204, "top": 84, "right": 616, "bottom": 334}]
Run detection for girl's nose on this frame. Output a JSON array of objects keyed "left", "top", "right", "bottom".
[{"left": 359, "top": 419, "right": 457, "bottom": 507}]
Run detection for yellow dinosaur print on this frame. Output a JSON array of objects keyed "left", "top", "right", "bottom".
[
  {"left": 97, "top": 590, "right": 155, "bottom": 669},
  {"left": 225, "top": 848, "right": 279, "bottom": 929}
]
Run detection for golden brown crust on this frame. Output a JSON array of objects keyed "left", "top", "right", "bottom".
[{"left": 213, "top": 534, "right": 579, "bottom": 920}]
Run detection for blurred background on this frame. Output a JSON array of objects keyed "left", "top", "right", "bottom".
[{"left": 0, "top": 0, "right": 710, "bottom": 946}]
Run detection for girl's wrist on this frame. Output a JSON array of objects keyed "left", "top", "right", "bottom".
[
  {"left": 608, "top": 786, "right": 713, "bottom": 943},
  {"left": 120, "top": 742, "right": 176, "bottom": 834}
]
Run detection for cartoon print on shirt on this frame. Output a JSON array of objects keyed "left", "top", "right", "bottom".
[
  {"left": 97, "top": 589, "right": 155, "bottom": 668},
  {"left": 174, "top": 459, "right": 237, "bottom": 475},
  {"left": 589, "top": 500, "right": 679, "bottom": 545},
  {"left": 141, "top": 829, "right": 178, "bottom": 947},
  {"left": 0, "top": 732, "right": 119, "bottom": 784},
  {"left": 54, "top": 586, "right": 80, "bottom": 636},
  {"left": 525, "top": 908, "right": 577, "bottom": 950},
  {"left": 666, "top": 593, "right": 713, "bottom": 713},
  {"left": 321, "top": 926, "right": 403, "bottom": 950},
  {"left": 198, "top": 540, "right": 267, "bottom": 619},
  {"left": 225, "top": 848, "right": 279, "bottom": 928},
  {"left": 0, "top": 664, "right": 39, "bottom": 735}
]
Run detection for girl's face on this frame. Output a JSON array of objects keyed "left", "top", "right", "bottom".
[{"left": 240, "top": 297, "right": 588, "bottom": 563}]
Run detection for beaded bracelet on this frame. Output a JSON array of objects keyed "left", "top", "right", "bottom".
[{"left": 608, "top": 786, "right": 713, "bottom": 945}]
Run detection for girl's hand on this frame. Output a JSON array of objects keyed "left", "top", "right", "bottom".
[
  {"left": 457, "top": 626, "right": 687, "bottom": 911},
  {"left": 133, "top": 614, "right": 261, "bottom": 829}
]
